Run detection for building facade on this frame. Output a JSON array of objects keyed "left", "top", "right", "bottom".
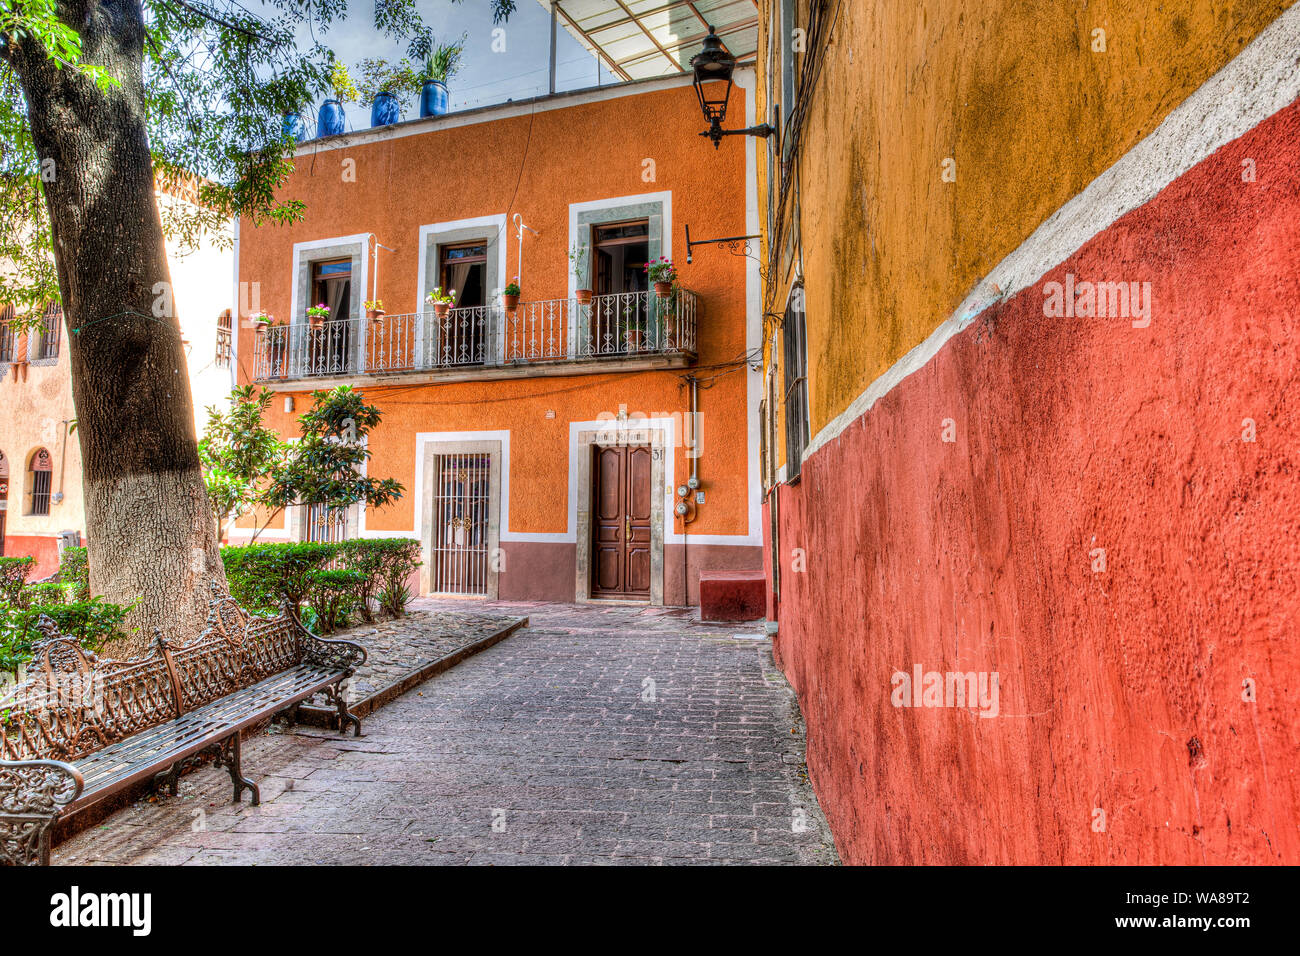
[
  {"left": 756, "top": 0, "right": 1300, "bottom": 863},
  {"left": 233, "top": 74, "right": 763, "bottom": 606},
  {"left": 0, "top": 199, "right": 235, "bottom": 579}
]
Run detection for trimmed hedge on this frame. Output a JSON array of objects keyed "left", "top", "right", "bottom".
[{"left": 220, "top": 538, "right": 421, "bottom": 632}]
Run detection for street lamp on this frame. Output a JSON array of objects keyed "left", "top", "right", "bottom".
[{"left": 690, "top": 26, "right": 775, "bottom": 149}]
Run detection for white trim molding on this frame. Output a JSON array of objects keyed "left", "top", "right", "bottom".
[{"left": 801, "top": 5, "right": 1300, "bottom": 464}]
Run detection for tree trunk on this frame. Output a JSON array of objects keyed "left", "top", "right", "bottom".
[{"left": 6, "top": 0, "right": 225, "bottom": 654}]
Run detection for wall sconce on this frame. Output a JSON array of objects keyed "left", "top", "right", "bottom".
[
  {"left": 284, "top": 396, "right": 294, "bottom": 413},
  {"left": 690, "top": 26, "right": 774, "bottom": 149}
]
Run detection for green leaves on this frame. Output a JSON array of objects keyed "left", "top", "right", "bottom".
[{"left": 199, "top": 385, "right": 290, "bottom": 539}]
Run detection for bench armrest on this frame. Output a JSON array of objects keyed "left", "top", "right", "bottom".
[
  {"left": 1, "top": 759, "right": 84, "bottom": 866},
  {"left": 282, "top": 605, "right": 367, "bottom": 674}
]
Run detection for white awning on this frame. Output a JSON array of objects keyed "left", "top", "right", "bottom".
[{"left": 535, "top": 0, "right": 759, "bottom": 81}]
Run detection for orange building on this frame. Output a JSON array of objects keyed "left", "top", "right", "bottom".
[{"left": 234, "top": 73, "right": 762, "bottom": 606}]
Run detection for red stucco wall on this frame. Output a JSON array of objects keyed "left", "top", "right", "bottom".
[{"left": 772, "top": 99, "right": 1300, "bottom": 864}]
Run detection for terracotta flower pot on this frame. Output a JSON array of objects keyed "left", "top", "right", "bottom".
[
  {"left": 624, "top": 329, "right": 643, "bottom": 351},
  {"left": 654, "top": 281, "right": 672, "bottom": 298},
  {"left": 366, "top": 309, "right": 386, "bottom": 321},
  {"left": 502, "top": 293, "right": 520, "bottom": 311},
  {"left": 575, "top": 289, "right": 593, "bottom": 305},
  {"left": 432, "top": 302, "right": 450, "bottom": 318},
  {"left": 309, "top": 315, "right": 324, "bottom": 330}
]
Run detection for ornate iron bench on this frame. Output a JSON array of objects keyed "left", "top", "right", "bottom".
[{"left": 0, "top": 591, "right": 366, "bottom": 865}]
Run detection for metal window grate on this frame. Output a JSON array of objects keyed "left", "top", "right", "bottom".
[
  {"left": 34, "top": 302, "right": 61, "bottom": 361},
  {"left": 216, "top": 310, "right": 232, "bottom": 367},
  {"left": 0, "top": 306, "right": 14, "bottom": 364},
  {"left": 429, "top": 453, "right": 491, "bottom": 597},
  {"left": 305, "top": 503, "right": 348, "bottom": 543},
  {"left": 782, "top": 287, "right": 809, "bottom": 481}
]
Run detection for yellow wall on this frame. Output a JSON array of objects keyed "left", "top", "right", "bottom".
[{"left": 759, "top": 0, "right": 1293, "bottom": 440}]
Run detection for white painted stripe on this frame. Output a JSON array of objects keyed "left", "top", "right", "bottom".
[{"left": 802, "top": 5, "right": 1300, "bottom": 462}]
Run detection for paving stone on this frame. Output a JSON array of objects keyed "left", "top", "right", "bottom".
[{"left": 53, "top": 600, "right": 838, "bottom": 866}]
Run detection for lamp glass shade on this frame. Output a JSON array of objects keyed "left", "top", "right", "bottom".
[{"left": 690, "top": 26, "right": 736, "bottom": 125}]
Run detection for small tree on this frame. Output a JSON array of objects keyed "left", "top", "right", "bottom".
[
  {"left": 199, "top": 386, "right": 290, "bottom": 542},
  {"left": 264, "top": 386, "right": 404, "bottom": 534}
]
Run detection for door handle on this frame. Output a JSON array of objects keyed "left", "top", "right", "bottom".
[{"left": 625, "top": 515, "right": 631, "bottom": 539}]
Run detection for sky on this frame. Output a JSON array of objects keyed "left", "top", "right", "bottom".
[{"left": 314, "top": 0, "right": 617, "bottom": 116}]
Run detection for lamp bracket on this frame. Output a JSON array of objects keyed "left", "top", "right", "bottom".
[{"left": 684, "top": 223, "right": 762, "bottom": 265}]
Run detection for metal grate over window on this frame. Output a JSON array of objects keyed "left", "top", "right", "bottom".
[
  {"left": 429, "top": 453, "right": 491, "bottom": 596},
  {"left": 781, "top": 286, "right": 809, "bottom": 482}
]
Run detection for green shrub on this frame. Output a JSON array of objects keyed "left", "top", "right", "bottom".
[
  {"left": 374, "top": 538, "right": 421, "bottom": 617},
  {"left": 337, "top": 539, "right": 385, "bottom": 622},
  {"left": 0, "top": 597, "right": 134, "bottom": 678},
  {"left": 306, "top": 568, "right": 367, "bottom": 634},
  {"left": 0, "top": 556, "right": 34, "bottom": 608},
  {"left": 25, "top": 582, "right": 67, "bottom": 607},
  {"left": 58, "top": 546, "right": 90, "bottom": 601},
  {"left": 221, "top": 542, "right": 339, "bottom": 613}
]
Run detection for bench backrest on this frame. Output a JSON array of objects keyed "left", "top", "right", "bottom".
[{"left": 0, "top": 592, "right": 309, "bottom": 763}]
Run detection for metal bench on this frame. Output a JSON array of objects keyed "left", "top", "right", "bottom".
[{"left": 0, "top": 589, "right": 366, "bottom": 865}]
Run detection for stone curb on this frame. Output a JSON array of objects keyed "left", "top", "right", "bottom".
[{"left": 293, "top": 615, "right": 529, "bottom": 728}]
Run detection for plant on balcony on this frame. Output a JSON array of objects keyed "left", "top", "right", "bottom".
[
  {"left": 250, "top": 311, "right": 273, "bottom": 330},
  {"left": 569, "top": 242, "right": 592, "bottom": 304},
  {"left": 502, "top": 281, "right": 521, "bottom": 312},
  {"left": 357, "top": 58, "right": 421, "bottom": 127},
  {"left": 426, "top": 287, "right": 457, "bottom": 318},
  {"left": 619, "top": 304, "right": 644, "bottom": 352},
  {"left": 364, "top": 299, "right": 385, "bottom": 325},
  {"left": 306, "top": 302, "right": 331, "bottom": 330},
  {"left": 418, "top": 35, "right": 466, "bottom": 118},
  {"left": 646, "top": 256, "right": 677, "bottom": 298},
  {"left": 319, "top": 57, "right": 359, "bottom": 137}
]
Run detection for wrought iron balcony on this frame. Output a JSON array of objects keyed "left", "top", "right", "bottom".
[{"left": 251, "top": 289, "right": 698, "bottom": 383}]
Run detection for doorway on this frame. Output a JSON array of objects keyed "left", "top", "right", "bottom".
[
  {"left": 429, "top": 452, "right": 493, "bottom": 596},
  {"left": 590, "top": 443, "right": 652, "bottom": 600}
]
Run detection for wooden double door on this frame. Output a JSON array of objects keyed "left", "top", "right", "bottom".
[{"left": 591, "top": 443, "right": 652, "bottom": 600}]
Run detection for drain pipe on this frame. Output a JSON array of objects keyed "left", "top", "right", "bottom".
[{"left": 53, "top": 419, "right": 72, "bottom": 505}]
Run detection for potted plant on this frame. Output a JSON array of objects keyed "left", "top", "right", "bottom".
[
  {"left": 570, "top": 242, "right": 592, "bottom": 305},
  {"left": 365, "top": 300, "right": 386, "bottom": 325},
  {"left": 646, "top": 256, "right": 676, "bottom": 299},
  {"left": 426, "top": 287, "right": 457, "bottom": 318},
  {"left": 250, "top": 311, "right": 273, "bottom": 331},
  {"left": 501, "top": 281, "right": 521, "bottom": 312},
  {"left": 319, "top": 58, "right": 359, "bottom": 137},
  {"left": 306, "top": 303, "right": 331, "bottom": 330},
  {"left": 418, "top": 35, "right": 465, "bottom": 118},
  {"left": 620, "top": 307, "right": 643, "bottom": 352},
  {"left": 357, "top": 57, "right": 420, "bottom": 128}
]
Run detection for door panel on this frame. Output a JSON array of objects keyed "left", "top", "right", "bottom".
[{"left": 590, "top": 443, "right": 652, "bottom": 600}]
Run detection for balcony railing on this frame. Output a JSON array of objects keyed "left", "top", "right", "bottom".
[{"left": 252, "top": 289, "right": 698, "bottom": 383}]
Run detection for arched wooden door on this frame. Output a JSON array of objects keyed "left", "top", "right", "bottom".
[{"left": 591, "top": 443, "right": 652, "bottom": 600}]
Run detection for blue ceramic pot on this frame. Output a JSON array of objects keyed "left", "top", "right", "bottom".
[
  {"left": 318, "top": 99, "right": 346, "bottom": 138},
  {"left": 371, "top": 91, "right": 401, "bottom": 127},
  {"left": 419, "top": 80, "right": 448, "bottom": 118},
  {"left": 282, "top": 112, "right": 306, "bottom": 142}
]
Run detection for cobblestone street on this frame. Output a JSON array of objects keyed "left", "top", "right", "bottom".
[{"left": 54, "top": 601, "right": 838, "bottom": 865}]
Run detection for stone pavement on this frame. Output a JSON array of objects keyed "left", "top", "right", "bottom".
[
  {"left": 323, "top": 601, "right": 527, "bottom": 703},
  {"left": 54, "top": 601, "right": 839, "bottom": 865}
]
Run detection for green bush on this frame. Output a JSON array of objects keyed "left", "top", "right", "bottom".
[
  {"left": 374, "top": 538, "right": 421, "bottom": 618},
  {"left": 25, "top": 582, "right": 67, "bottom": 607},
  {"left": 0, "top": 556, "right": 34, "bottom": 608},
  {"left": 337, "top": 539, "right": 384, "bottom": 622},
  {"left": 220, "top": 537, "right": 421, "bottom": 625},
  {"left": 221, "top": 542, "right": 339, "bottom": 613},
  {"left": 58, "top": 546, "right": 90, "bottom": 601},
  {"left": 0, "top": 597, "right": 134, "bottom": 678},
  {"left": 306, "top": 568, "right": 367, "bottom": 634}
]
